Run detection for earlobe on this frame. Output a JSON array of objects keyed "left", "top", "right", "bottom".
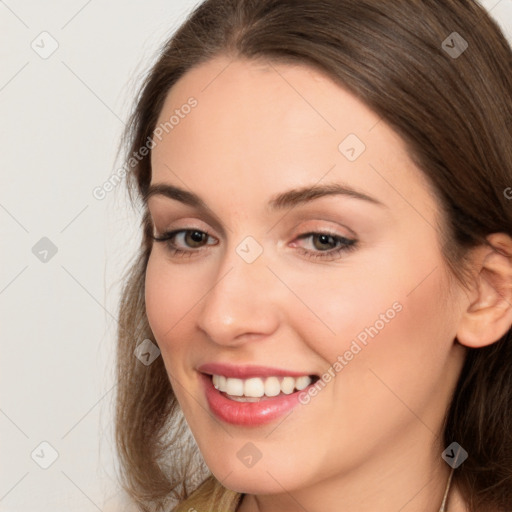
[{"left": 456, "top": 233, "right": 512, "bottom": 349}]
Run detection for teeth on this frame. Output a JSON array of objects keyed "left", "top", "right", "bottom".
[
  {"left": 211, "top": 374, "right": 313, "bottom": 398},
  {"left": 245, "top": 377, "right": 265, "bottom": 397},
  {"left": 295, "top": 376, "right": 312, "bottom": 391},
  {"left": 264, "top": 376, "right": 281, "bottom": 397},
  {"left": 226, "top": 377, "right": 244, "bottom": 396},
  {"left": 281, "top": 376, "right": 295, "bottom": 394}
]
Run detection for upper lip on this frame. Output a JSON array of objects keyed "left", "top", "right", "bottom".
[{"left": 197, "top": 362, "right": 318, "bottom": 379}]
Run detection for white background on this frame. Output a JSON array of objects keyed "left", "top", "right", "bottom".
[{"left": 1, "top": 1, "right": 511, "bottom": 511}]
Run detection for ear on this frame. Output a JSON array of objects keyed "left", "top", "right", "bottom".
[{"left": 456, "top": 233, "right": 512, "bottom": 348}]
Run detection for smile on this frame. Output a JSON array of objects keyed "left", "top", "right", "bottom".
[
  {"left": 211, "top": 374, "right": 316, "bottom": 400},
  {"left": 199, "top": 371, "right": 321, "bottom": 426}
]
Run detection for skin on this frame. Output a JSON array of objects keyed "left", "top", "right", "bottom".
[{"left": 144, "top": 55, "right": 512, "bottom": 512}]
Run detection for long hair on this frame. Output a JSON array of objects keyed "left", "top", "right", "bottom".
[{"left": 114, "top": 1, "right": 512, "bottom": 510}]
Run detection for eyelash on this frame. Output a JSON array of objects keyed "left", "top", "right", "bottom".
[{"left": 151, "top": 229, "right": 358, "bottom": 262}]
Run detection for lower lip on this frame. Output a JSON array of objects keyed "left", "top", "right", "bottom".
[{"left": 200, "top": 372, "right": 315, "bottom": 426}]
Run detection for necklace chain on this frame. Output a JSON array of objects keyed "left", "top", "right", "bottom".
[{"left": 438, "top": 467, "right": 455, "bottom": 512}]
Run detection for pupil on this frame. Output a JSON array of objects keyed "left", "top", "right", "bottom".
[
  {"left": 316, "top": 234, "right": 333, "bottom": 250},
  {"left": 188, "top": 230, "right": 205, "bottom": 246}
]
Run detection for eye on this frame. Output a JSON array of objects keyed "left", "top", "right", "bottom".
[
  {"left": 151, "top": 229, "right": 217, "bottom": 257},
  {"left": 151, "top": 228, "right": 358, "bottom": 262},
  {"left": 291, "top": 232, "right": 358, "bottom": 261}
]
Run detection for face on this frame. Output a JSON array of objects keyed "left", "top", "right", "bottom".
[{"left": 144, "top": 56, "right": 467, "bottom": 497}]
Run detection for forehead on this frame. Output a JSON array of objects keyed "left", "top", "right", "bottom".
[{"left": 150, "top": 56, "right": 437, "bottom": 222}]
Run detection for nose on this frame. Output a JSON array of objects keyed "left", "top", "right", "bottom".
[{"left": 196, "top": 248, "right": 281, "bottom": 347}]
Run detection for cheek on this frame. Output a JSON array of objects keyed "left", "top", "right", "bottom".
[
  {"left": 144, "top": 252, "right": 197, "bottom": 360},
  {"left": 285, "top": 247, "right": 454, "bottom": 465},
  {"left": 145, "top": 254, "right": 171, "bottom": 341},
  {"left": 283, "top": 248, "right": 406, "bottom": 363},
  {"left": 342, "top": 248, "right": 452, "bottom": 416},
  {"left": 294, "top": 239, "right": 453, "bottom": 395}
]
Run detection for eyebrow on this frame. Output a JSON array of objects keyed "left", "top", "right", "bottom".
[{"left": 143, "top": 182, "right": 387, "bottom": 211}]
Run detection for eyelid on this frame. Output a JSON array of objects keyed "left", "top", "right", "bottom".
[
  {"left": 289, "top": 218, "right": 356, "bottom": 239},
  {"left": 151, "top": 218, "right": 216, "bottom": 237}
]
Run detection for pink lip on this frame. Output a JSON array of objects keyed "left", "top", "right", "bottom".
[
  {"left": 197, "top": 362, "right": 316, "bottom": 379},
  {"left": 199, "top": 372, "right": 318, "bottom": 426}
]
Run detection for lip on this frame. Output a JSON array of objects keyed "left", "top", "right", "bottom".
[
  {"left": 197, "top": 362, "right": 317, "bottom": 379},
  {"left": 199, "top": 371, "right": 318, "bottom": 426}
]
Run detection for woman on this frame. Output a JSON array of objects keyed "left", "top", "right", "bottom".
[{"left": 114, "top": 1, "right": 512, "bottom": 510}]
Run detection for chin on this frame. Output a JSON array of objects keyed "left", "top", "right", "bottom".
[
  {"left": 209, "top": 463, "right": 306, "bottom": 495},
  {"left": 219, "top": 474, "right": 288, "bottom": 495}
]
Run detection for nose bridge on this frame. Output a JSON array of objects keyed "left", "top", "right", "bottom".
[{"left": 196, "top": 237, "right": 280, "bottom": 345}]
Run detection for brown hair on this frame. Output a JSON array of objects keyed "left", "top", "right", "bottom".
[{"left": 114, "top": 1, "right": 512, "bottom": 510}]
